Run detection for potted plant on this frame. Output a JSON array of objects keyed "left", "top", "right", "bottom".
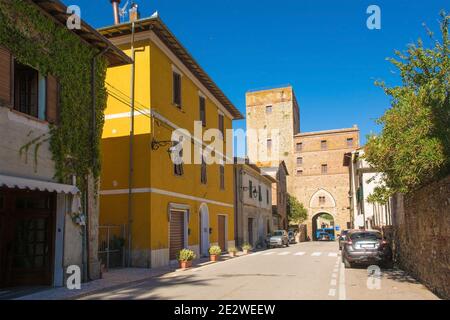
[
  {"left": 177, "top": 249, "right": 196, "bottom": 269},
  {"left": 242, "top": 243, "right": 253, "bottom": 255},
  {"left": 209, "top": 245, "right": 222, "bottom": 262},
  {"left": 228, "top": 247, "right": 238, "bottom": 258}
]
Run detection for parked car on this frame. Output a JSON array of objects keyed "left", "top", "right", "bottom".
[
  {"left": 288, "top": 231, "right": 296, "bottom": 244},
  {"left": 317, "top": 232, "right": 331, "bottom": 241},
  {"left": 338, "top": 230, "right": 351, "bottom": 250},
  {"left": 342, "top": 230, "right": 392, "bottom": 269},
  {"left": 268, "top": 230, "right": 289, "bottom": 248}
]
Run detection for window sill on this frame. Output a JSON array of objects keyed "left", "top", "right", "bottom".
[{"left": 5, "top": 108, "right": 50, "bottom": 131}]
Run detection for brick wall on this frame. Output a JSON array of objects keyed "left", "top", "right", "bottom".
[{"left": 393, "top": 175, "right": 450, "bottom": 299}]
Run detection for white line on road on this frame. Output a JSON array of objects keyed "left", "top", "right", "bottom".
[
  {"left": 263, "top": 252, "right": 275, "bottom": 256},
  {"left": 278, "top": 252, "right": 290, "bottom": 256},
  {"left": 328, "top": 288, "right": 336, "bottom": 296},
  {"left": 330, "top": 279, "right": 337, "bottom": 286},
  {"left": 339, "top": 259, "right": 347, "bottom": 300},
  {"left": 328, "top": 253, "right": 338, "bottom": 257},
  {"left": 251, "top": 252, "right": 263, "bottom": 256},
  {"left": 312, "top": 252, "right": 322, "bottom": 256},
  {"left": 332, "top": 273, "right": 337, "bottom": 279},
  {"left": 294, "top": 252, "right": 306, "bottom": 256},
  {"left": 333, "top": 268, "right": 338, "bottom": 273}
]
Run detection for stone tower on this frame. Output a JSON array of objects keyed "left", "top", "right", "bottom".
[
  {"left": 246, "top": 85, "right": 360, "bottom": 240},
  {"left": 245, "top": 86, "right": 300, "bottom": 184}
]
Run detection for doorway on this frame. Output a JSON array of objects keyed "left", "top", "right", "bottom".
[
  {"left": 0, "top": 189, "right": 55, "bottom": 288},
  {"left": 218, "top": 215, "right": 226, "bottom": 252},
  {"left": 312, "top": 212, "right": 335, "bottom": 241},
  {"left": 199, "top": 204, "right": 210, "bottom": 257},
  {"left": 247, "top": 218, "right": 254, "bottom": 246},
  {"left": 169, "top": 210, "right": 186, "bottom": 261}
]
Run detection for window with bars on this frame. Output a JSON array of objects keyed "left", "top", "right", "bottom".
[
  {"left": 296, "top": 142, "right": 303, "bottom": 152},
  {"left": 321, "top": 164, "right": 328, "bottom": 174},
  {"left": 297, "top": 157, "right": 303, "bottom": 166},
  {"left": 297, "top": 169, "right": 303, "bottom": 176},
  {"left": 266, "top": 105, "right": 272, "bottom": 114},
  {"left": 321, "top": 140, "right": 327, "bottom": 150}
]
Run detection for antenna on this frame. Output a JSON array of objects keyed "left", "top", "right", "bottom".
[{"left": 119, "top": 0, "right": 129, "bottom": 22}]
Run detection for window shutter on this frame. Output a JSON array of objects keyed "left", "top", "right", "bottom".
[
  {"left": 46, "top": 75, "right": 59, "bottom": 124},
  {"left": 0, "top": 47, "right": 11, "bottom": 106}
]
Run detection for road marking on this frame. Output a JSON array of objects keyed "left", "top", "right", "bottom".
[
  {"left": 339, "top": 261, "right": 347, "bottom": 300},
  {"left": 294, "top": 252, "right": 306, "bottom": 256},
  {"left": 332, "top": 273, "right": 337, "bottom": 279},
  {"left": 263, "top": 252, "right": 275, "bottom": 256},
  {"left": 278, "top": 252, "right": 290, "bottom": 256},
  {"left": 251, "top": 252, "right": 263, "bottom": 256},
  {"left": 330, "top": 279, "right": 337, "bottom": 286},
  {"left": 328, "top": 253, "right": 338, "bottom": 257},
  {"left": 328, "top": 289, "right": 336, "bottom": 297},
  {"left": 312, "top": 252, "right": 322, "bottom": 256},
  {"left": 333, "top": 268, "right": 338, "bottom": 273}
]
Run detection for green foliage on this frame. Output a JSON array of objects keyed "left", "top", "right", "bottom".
[
  {"left": 365, "top": 11, "right": 450, "bottom": 200},
  {"left": 287, "top": 194, "right": 308, "bottom": 224},
  {"left": 242, "top": 243, "right": 253, "bottom": 251},
  {"left": 176, "top": 249, "right": 196, "bottom": 262},
  {"left": 0, "top": 0, "right": 108, "bottom": 189},
  {"left": 209, "top": 245, "right": 222, "bottom": 255},
  {"left": 320, "top": 213, "right": 334, "bottom": 221},
  {"left": 228, "top": 247, "right": 238, "bottom": 253}
]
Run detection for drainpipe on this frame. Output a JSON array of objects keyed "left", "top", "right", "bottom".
[
  {"left": 127, "top": 21, "right": 136, "bottom": 267},
  {"left": 88, "top": 46, "right": 110, "bottom": 280}
]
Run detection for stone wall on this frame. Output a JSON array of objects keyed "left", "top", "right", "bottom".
[{"left": 392, "top": 176, "right": 450, "bottom": 299}]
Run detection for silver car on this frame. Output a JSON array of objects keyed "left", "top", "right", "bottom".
[{"left": 268, "top": 230, "right": 289, "bottom": 248}]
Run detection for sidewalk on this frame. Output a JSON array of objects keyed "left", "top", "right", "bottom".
[{"left": 14, "top": 252, "right": 255, "bottom": 300}]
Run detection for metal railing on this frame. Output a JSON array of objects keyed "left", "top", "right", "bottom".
[{"left": 98, "top": 225, "right": 126, "bottom": 270}]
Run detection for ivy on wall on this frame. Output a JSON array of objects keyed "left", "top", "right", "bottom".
[{"left": 0, "top": 0, "right": 108, "bottom": 190}]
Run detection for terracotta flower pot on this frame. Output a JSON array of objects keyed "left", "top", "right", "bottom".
[
  {"left": 210, "top": 254, "right": 219, "bottom": 262},
  {"left": 179, "top": 260, "right": 193, "bottom": 269}
]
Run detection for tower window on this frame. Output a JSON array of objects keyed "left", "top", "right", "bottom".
[
  {"left": 321, "top": 164, "right": 328, "bottom": 174},
  {"left": 321, "top": 140, "right": 327, "bottom": 150},
  {"left": 266, "top": 105, "right": 272, "bottom": 114},
  {"left": 347, "top": 138, "right": 354, "bottom": 147},
  {"left": 296, "top": 142, "right": 303, "bottom": 152}
]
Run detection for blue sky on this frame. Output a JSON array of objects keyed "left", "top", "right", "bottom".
[{"left": 66, "top": 0, "right": 448, "bottom": 155}]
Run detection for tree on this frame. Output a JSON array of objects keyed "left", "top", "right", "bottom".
[
  {"left": 365, "top": 11, "right": 450, "bottom": 201},
  {"left": 287, "top": 194, "right": 308, "bottom": 224}
]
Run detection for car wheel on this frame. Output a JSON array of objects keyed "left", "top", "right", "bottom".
[{"left": 343, "top": 256, "right": 352, "bottom": 269}]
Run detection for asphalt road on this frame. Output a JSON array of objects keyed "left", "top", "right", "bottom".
[{"left": 81, "top": 242, "right": 438, "bottom": 300}]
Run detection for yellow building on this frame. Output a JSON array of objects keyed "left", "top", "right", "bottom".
[{"left": 97, "top": 15, "right": 243, "bottom": 268}]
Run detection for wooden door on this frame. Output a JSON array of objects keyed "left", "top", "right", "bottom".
[
  {"left": 169, "top": 211, "right": 185, "bottom": 261},
  {"left": 248, "top": 218, "right": 254, "bottom": 246},
  {"left": 218, "top": 215, "right": 226, "bottom": 252},
  {"left": 0, "top": 189, "right": 55, "bottom": 288}
]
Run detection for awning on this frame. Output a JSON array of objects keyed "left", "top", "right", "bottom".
[{"left": 0, "top": 174, "right": 79, "bottom": 195}]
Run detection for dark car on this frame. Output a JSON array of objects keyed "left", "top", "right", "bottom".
[
  {"left": 338, "top": 230, "right": 351, "bottom": 250},
  {"left": 288, "top": 231, "right": 296, "bottom": 244},
  {"left": 342, "top": 230, "right": 392, "bottom": 268}
]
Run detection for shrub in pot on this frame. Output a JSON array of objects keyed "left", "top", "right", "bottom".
[
  {"left": 209, "top": 245, "right": 222, "bottom": 262},
  {"left": 228, "top": 247, "right": 238, "bottom": 257},
  {"left": 242, "top": 243, "right": 253, "bottom": 255},
  {"left": 177, "top": 249, "right": 196, "bottom": 269}
]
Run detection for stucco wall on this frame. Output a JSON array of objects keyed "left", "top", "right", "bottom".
[{"left": 392, "top": 176, "right": 450, "bottom": 299}]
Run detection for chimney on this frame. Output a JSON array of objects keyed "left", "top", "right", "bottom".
[
  {"left": 129, "top": 2, "right": 140, "bottom": 22},
  {"left": 110, "top": 0, "right": 121, "bottom": 25}
]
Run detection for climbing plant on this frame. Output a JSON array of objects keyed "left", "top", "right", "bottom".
[{"left": 0, "top": 0, "right": 108, "bottom": 190}]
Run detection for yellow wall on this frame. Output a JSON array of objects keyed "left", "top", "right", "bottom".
[{"left": 100, "top": 32, "right": 235, "bottom": 267}]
